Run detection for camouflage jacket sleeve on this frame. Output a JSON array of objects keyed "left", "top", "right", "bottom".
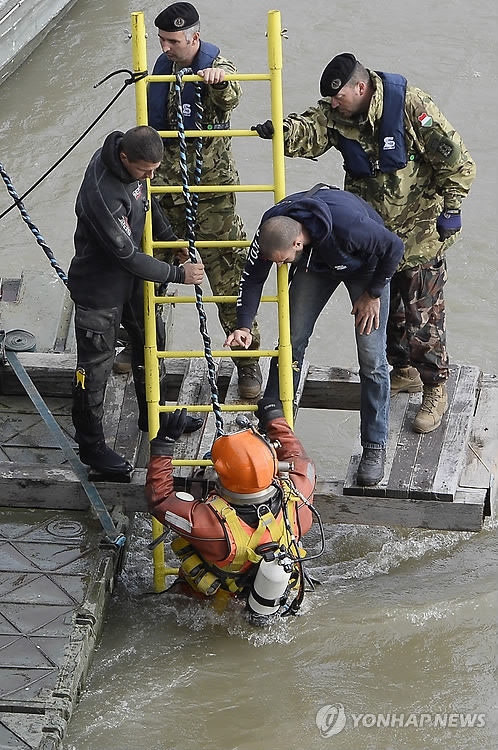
[
  {"left": 206, "top": 54, "right": 242, "bottom": 113},
  {"left": 282, "top": 101, "right": 336, "bottom": 159},
  {"left": 404, "top": 87, "right": 476, "bottom": 211},
  {"left": 150, "top": 195, "right": 178, "bottom": 242}
]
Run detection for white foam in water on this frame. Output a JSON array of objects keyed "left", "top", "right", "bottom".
[{"left": 120, "top": 514, "right": 479, "bottom": 641}]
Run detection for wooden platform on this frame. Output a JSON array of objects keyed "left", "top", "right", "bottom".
[
  {"left": 344, "top": 365, "right": 483, "bottom": 501},
  {"left": 0, "top": 372, "right": 140, "bottom": 750},
  {"left": 1, "top": 356, "right": 496, "bottom": 534}
]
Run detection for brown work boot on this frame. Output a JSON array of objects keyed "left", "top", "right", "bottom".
[
  {"left": 412, "top": 383, "right": 448, "bottom": 433},
  {"left": 237, "top": 362, "right": 263, "bottom": 399},
  {"left": 113, "top": 342, "right": 132, "bottom": 374},
  {"left": 390, "top": 366, "right": 423, "bottom": 395}
]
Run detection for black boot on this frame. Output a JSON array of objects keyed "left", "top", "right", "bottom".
[
  {"left": 357, "top": 447, "right": 385, "bottom": 486},
  {"left": 79, "top": 442, "right": 133, "bottom": 476}
]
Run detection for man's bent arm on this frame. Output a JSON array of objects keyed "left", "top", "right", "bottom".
[{"left": 236, "top": 230, "right": 273, "bottom": 329}]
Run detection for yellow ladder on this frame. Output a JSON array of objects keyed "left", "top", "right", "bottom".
[{"left": 130, "top": 10, "right": 292, "bottom": 591}]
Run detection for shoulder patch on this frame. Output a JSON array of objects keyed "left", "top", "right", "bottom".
[
  {"left": 418, "top": 112, "right": 433, "bottom": 127},
  {"left": 427, "top": 133, "right": 460, "bottom": 164}
]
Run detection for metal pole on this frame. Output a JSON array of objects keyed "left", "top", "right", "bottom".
[{"left": 4, "top": 349, "right": 125, "bottom": 547}]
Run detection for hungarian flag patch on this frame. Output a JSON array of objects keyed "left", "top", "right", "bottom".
[{"left": 418, "top": 112, "right": 433, "bottom": 127}]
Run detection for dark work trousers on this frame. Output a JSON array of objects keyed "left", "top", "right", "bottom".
[
  {"left": 387, "top": 255, "right": 449, "bottom": 386},
  {"left": 72, "top": 280, "right": 167, "bottom": 451}
]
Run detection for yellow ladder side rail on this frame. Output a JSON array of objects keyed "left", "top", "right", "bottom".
[
  {"left": 132, "top": 11, "right": 169, "bottom": 591},
  {"left": 267, "top": 11, "right": 292, "bottom": 428},
  {"left": 131, "top": 10, "right": 160, "bottom": 434}
]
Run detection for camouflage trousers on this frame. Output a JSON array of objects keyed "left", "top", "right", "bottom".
[
  {"left": 387, "top": 255, "right": 449, "bottom": 385},
  {"left": 157, "top": 192, "right": 260, "bottom": 367}
]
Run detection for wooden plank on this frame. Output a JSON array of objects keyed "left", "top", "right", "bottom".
[
  {"left": 343, "top": 389, "right": 412, "bottom": 496},
  {"left": 0, "top": 466, "right": 484, "bottom": 531},
  {"left": 101, "top": 371, "right": 130, "bottom": 448},
  {"left": 293, "top": 359, "right": 310, "bottom": 422},
  {"left": 383, "top": 394, "right": 428, "bottom": 499},
  {"left": 0, "top": 354, "right": 362, "bottom": 408},
  {"left": 301, "top": 364, "right": 361, "bottom": 409},
  {"left": 313, "top": 483, "right": 484, "bottom": 532},
  {"left": 399, "top": 368, "right": 459, "bottom": 500},
  {"left": 174, "top": 358, "right": 217, "bottom": 479},
  {"left": 459, "top": 374, "right": 498, "bottom": 518},
  {"left": 0, "top": 352, "right": 77, "bottom": 397},
  {"left": 417, "top": 365, "right": 479, "bottom": 500},
  {"left": 113, "top": 373, "right": 143, "bottom": 466},
  {"left": 343, "top": 365, "right": 482, "bottom": 502}
]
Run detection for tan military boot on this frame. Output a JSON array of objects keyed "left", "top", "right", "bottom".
[
  {"left": 412, "top": 384, "right": 448, "bottom": 433},
  {"left": 237, "top": 362, "right": 263, "bottom": 399},
  {"left": 390, "top": 366, "right": 423, "bottom": 395}
]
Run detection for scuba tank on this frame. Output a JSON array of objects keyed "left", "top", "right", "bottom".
[{"left": 246, "top": 542, "right": 294, "bottom": 626}]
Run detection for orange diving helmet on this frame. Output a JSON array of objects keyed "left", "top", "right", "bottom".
[{"left": 211, "top": 428, "right": 279, "bottom": 504}]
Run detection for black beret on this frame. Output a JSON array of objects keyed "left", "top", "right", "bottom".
[
  {"left": 320, "top": 53, "right": 357, "bottom": 97},
  {"left": 154, "top": 2, "right": 199, "bottom": 32}
]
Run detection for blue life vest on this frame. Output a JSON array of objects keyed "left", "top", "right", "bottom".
[
  {"left": 336, "top": 72, "right": 407, "bottom": 178},
  {"left": 148, "top": 41, "right": 225, "bottom": 132}
]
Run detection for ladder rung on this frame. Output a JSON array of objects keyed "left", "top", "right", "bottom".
[
  {"left": 150, "top": 73, "right": 271, "bottom": 82},
  {"left": 155, "top": 295, "right": 278, "bottom": 304},
  {"left": 159, "top": 404, "right": 257, "bottom": 412},
  {"left": 156, "top": 350, "right": 278, "bottom": 359},
  {"left": 151, "top": 240, "right": 250, "bottom": 248},
  {"left": 151, "top": 184, "right": 274, "bottom": 193}
]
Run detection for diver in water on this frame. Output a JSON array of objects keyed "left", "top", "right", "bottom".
[{"left": 145, "top": 398, "right": 319, "bottom": 624}]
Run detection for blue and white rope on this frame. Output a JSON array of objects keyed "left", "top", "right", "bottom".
[
  {"left": 0, "top": 163, "right": 68, "bottom": 287},
  {"left": 174, "top": 68, "right": 224, "bottom": 437}
]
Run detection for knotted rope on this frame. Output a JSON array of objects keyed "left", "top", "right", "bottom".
[
  {"left": 174, "top": 68, "right": 224, "bottom": 437},
  {"left": 0, "top": 163, "right": 68, "bottom": 287}
]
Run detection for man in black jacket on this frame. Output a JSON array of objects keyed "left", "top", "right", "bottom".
[
  {"left": 68, "top": 126, "right": 204, "bottom": 476},
  {"left": 225, "top": 186, "right": 404, "bottom": 486}
]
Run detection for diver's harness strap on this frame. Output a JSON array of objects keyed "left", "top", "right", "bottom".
[{"left": 171, "top": 482, "right": 305, "bottom": 597}]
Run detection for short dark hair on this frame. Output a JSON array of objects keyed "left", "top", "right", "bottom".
[
  {"left": 120, "top": 126, "right": 164, "bottom": 163},
  {"left": 259, "top": 216, "right": 301, "bottom": 257},
  {"left": 345, "top": 61, "right": 370, "bottom": 88}
]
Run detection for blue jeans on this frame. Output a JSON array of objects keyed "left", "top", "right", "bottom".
[{"left": 265, "top": 267, "right": 390, "bottom": 447}]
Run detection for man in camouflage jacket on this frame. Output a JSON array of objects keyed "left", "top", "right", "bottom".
[
  {"left": 148, "top": 2, "right": 262, "bottom": 399},
  {"left": 253, "top": 53, "right": 476, "bottom": 433}
]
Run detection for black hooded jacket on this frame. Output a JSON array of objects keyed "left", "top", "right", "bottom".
[
  {"left": 236, "top": 188, "right": 405, "bottom": 330},
  {"left": 68, "top": 131, "right": 185, "bottom": 308}
]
